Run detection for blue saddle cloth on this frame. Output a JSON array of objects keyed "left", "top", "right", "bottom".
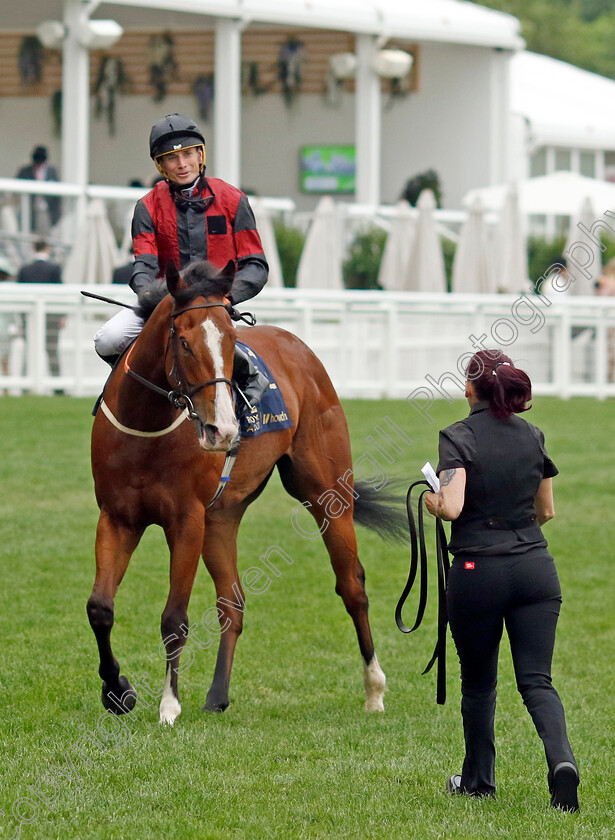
[{"left": 237, "top": 340, "right": 293, "bottom": 438}]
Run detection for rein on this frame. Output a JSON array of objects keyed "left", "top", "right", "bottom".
[{"left": 395, "top": 480, "right": 451, "bottom": 705}]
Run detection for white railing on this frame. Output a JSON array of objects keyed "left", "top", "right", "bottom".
[{"left": 2, "top": 283, "right": 615, "bottom": 400}]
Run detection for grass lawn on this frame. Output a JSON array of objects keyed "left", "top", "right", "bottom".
[{"left": 0, "top": 395, "right": 612, "bottom": 840}]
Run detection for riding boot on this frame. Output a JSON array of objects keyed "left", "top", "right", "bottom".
[
  {"left": 232, "top": 345, "right": 269, "bottom": 419},
  {"left": 99, "top": 353, "right": 120, "bottom": 368}
]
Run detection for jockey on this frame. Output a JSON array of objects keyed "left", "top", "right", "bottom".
[{"left": 94, "top": 113, "right": 269, "bottom": 418}]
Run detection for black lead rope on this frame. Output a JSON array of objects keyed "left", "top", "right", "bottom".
[{"left": 395, "top": 479, "right": 451, "bottom": 705}]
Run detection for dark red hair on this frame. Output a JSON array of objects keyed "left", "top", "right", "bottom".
[{"left": 465, "top": 350, "right": 532, "bottom": 419}]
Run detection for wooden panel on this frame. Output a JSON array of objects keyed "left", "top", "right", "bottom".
[{"left": 0, "top": 28, "right": 419, "bottom": 99}]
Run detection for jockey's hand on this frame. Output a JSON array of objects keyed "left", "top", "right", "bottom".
[
  {"left": 224, "top": 297, "right": 241, "bottom": 322},
  {"left": 224, "top": 298, "right": 257, "bottom": 326}
]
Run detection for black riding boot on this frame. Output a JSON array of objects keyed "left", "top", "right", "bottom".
[
  {"left": 99, "top": 353, "right": 120, "bottom": 368},
  {"left": 232, "top": 345, "right": 269, "bottom": 419}
]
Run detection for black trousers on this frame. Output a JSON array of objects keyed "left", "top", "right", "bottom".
[{"left": 447, "top": 548, "right": 577, "bottom": 796}]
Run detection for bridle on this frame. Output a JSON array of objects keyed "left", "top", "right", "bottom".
[{"left": 125, "top": 300, "right": 235, "bottom": 421}]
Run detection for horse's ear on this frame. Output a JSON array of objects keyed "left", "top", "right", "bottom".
[
  {"left": 220, "top": 260, "right": 236, "bottom": 280},
  {"left": 166, "top": 263, "right": 182, "bottom": 298}
]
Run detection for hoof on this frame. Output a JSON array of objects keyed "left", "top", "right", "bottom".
[
  {"left": 203, "top": 694, "right": 229, "bottom": 713},
  {"left": 364, "top": 696, "right": 385, "bottom": 712},
  {"left": 363, "top": 653, "right": 386, "bottom": 712},
  {"left": 159, "top": 695, "right": 181, "bottom": 726},
  {"left": 102, "top": 675, "right": 137, "bottom": 714}
]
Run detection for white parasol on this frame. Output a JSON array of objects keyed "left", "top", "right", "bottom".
[
  {"left": 451, "top": 197, "right": 495, "bottom": 294},
  {"left": 296, "top": 196, "right": 344, "bottom": 290},
  {"left": 403, "top": 189, "right": 447, "bottom": 292}
]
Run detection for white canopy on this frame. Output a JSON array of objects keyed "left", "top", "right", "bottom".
[
  {"left": 511, "top": 51, "right": 615, "bottom": 150},
  {"left": 83, "top": 0, "right": 523, "bottom": 48},
  {"left": 464, "top": 172, "right": 615, "bottom": 217},
  {"left": 7, "top": 0, "right": 522, "bottom": 47}
]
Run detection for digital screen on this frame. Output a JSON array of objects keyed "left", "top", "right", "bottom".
[{"left": 299, "top": 145, "right": 356, "bottom": 194}]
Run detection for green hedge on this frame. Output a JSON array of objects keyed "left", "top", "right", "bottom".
[
  {"left": 273, "top": 220, "right": 306, "bottom": 288},
  {"left": 342, "top": 227, "right": 387, "bottom": 290}
]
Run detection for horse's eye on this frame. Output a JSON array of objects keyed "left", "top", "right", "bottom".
[{"left": 180, "top": 337, "right": 190, "bottom": 353}]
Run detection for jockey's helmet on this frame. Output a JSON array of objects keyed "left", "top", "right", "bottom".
[{"left": 149, "top": 114, "right": 206, "bottom": 173}]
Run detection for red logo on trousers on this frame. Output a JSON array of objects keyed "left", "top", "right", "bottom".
[{"left": 464, "top": 561, "right": 475, "bottom": 570}]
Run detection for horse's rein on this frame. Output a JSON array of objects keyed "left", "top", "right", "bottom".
[{"left": 395, "top": 479, "right": 451, "bottom": 705}]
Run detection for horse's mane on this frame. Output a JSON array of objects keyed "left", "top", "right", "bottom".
[
  {"left": 135, "top": 279, "right": 168, "bottom": 321},
  {"left": 135, "top": 261, "right": 234, "bottom": 322}
]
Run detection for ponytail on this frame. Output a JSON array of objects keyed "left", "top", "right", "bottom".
[{"left": 466, "top": 350, "right": 532, "bottom": 419}]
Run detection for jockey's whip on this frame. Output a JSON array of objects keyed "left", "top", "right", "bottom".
[{"left": 80, "top": 290, "right": 136, "bottom": 309}]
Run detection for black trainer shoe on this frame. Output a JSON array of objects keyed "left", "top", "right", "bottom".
[
  {"left": 550, "top": 762, "right": 579, "bottom": 813},
  {"left": 446, "top": 775, "right": 496, "bottom": 799},
  {"left": 446, "top": 775, "right": 462, "bottom": 794}
]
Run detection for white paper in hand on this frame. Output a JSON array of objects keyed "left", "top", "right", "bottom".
[{"left": 421, "top": 462, "right": 440, "bottom": 492}]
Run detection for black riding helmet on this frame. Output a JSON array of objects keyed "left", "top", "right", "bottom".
[{"left": 149, "top": 113, "right": 206, "bottom": 172}]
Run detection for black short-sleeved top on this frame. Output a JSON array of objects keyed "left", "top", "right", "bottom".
[{"left": 436, "top": 401, "right": 558, "bottom": 556}]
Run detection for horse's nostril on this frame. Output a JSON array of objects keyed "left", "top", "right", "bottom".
[{"left": 204, "top": 424, "right": 218, "bottom": 446}]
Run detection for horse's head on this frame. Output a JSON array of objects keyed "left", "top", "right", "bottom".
[{"left": 166, "top": 260, "right": 239, "bottom": 452}]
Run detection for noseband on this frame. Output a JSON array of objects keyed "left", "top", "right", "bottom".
[{"left": 125, "top": 301, "right": 233, "bottom": 421}]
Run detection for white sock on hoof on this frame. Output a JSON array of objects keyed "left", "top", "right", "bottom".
[{"left": 363, "top": 653, "right": 386, "bottom": 712}]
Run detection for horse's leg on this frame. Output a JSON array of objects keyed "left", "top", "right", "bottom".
[
  {"left": 159, "top": 508, "right": 205, "bottom": 725},
  {"left": 200, "top": 509, "right": 246, "bottom": 713},
  {"left": 87, "top": 511, "right": 144, "bottom": 713},
  {"left": 279, "top": 454, "right": 386, "bottom": 711},
  {"left": 321, "top": 513, "right": 386, "bottom": 711}
]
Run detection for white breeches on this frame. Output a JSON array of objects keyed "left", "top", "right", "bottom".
[{"left": 94, "top": 308, "right": 145, "bottom": 358}]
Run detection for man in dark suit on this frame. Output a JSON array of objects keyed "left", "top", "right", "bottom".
[
  {"left": 17, "top": 240, "right": 64, "bottom": 392},
  {"left": 112, "top": 246, "right": 134, "bottom": 284},
  {"left": 16, "top": 146, "right": 61, "bottom": 233},
  {"left": 112, "top": 262, "right": 133, "bottom": 284}
]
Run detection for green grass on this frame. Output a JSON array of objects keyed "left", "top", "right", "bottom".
[{"left": 0, "top": 395, "right": 612, "bottom": 839}]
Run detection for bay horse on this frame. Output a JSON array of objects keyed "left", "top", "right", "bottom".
[{"left": 88, "top": 260, "right": 402, "bottom": 724}]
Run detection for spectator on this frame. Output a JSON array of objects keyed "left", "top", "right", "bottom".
[
  {"left": 17, "top": 240, "right": 65, "bottom": 394},
  {"left": 595, "top": 257, "right": 615, "bottom": 380},
  {"left": 16, "top": 146, "right": 61, "bottom": 235},
  {"left": 0, "top": 256, "right": 18, "bottom": 390},
  {"left": 112, "top": 244, "right": 134, "bottom": 285}
]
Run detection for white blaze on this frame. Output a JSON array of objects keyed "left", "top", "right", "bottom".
[{"left": 201, "top": 320, "right": 238, "bottom": 438}]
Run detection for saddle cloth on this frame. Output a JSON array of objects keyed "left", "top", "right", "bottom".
[{"left": 236, "top": 340, "right": 293, "bottom": 437}]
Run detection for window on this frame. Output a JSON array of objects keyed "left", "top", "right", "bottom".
[
  {"left": 580, "top": 151, "right": 596, "bottom": 178},
  {"left": 605, "top": 151, "right": 615, "bottom": 182},
  {"left": 530, "top": 147, "right": 547, "bottom": 177},
  {"left": 555, "top": 148, "right": 571, "bottom": 171}
]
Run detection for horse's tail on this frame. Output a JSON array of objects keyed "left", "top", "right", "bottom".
[{"left": 353, "top": 481, "right": 408, "bottom": 543}]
